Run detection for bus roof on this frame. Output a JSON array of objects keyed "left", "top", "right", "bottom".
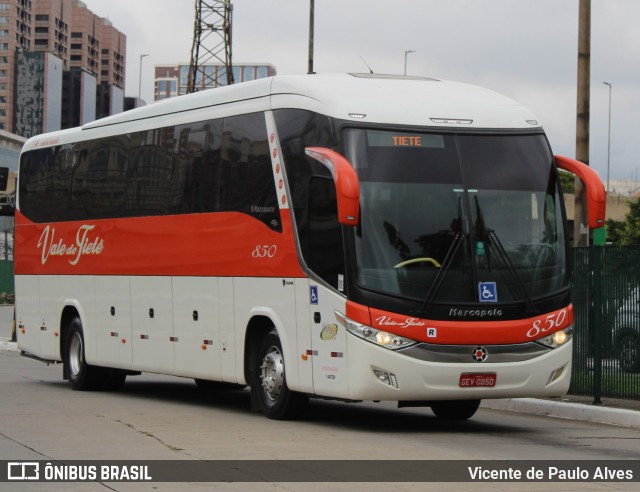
[
  {"left": 23, "top": 73, "right": 542, "bottom": 152},
  {"left": 270, "top": 73, "right": 540, "bottom": 130}
]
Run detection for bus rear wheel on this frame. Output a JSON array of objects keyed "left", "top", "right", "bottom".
[
  {"left": 254, "top": 329, "right": 307, "bottom": 420},
  {"left": 430, "top": 399, "right": 481, "bottom": 420},
  {"left": 64, "top": 316, "right": 104, "bottom": 391}
]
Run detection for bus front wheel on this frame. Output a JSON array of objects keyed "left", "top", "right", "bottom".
[
  {"left": 430, "top": 399, "right": 481, "bottom": 420},
  {"left": 253, "top": 329, "right": 307, "bottom": 420}
]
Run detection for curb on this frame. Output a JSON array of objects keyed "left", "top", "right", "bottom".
[
  {"left": 482, "top": 398, "right": 640, "bottom": 429},
  {"left": 0, "top": 338, "right": 18, "bottom": 352}
]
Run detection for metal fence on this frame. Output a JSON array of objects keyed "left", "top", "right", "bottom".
[
  {"left": 570, "top": 245, "right": 640, "bottom": 402},
  {"left": 0, "top": 261, "right": 12, "bottom": 304},
  {"left": 0, "top": 229, "right": 13, "bottom": 304}
]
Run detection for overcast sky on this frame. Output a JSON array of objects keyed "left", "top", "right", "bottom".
[{"left": 81, "top": 0, "right": 640, "bottom": 189}]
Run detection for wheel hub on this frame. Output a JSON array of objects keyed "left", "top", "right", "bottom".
[
  {"left": 68, "top": 332, "right": 83, "bottom": 377},
  {"left": 260, "top": 346, "right": 284, "bottom": 401}
]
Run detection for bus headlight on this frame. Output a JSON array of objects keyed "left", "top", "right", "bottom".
[
  {"left": 536, "top": 326, "right": 574, "bottom": 349},
  {"left": 335, "top": 311, "right": 418, "bottom": 350}
]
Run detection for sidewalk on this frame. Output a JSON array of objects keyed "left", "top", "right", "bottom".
[
  {"left": 0, "top": 303, "right": 15, "bottom": 351},
  {"left": 482, "top": 396, "right": 640, "bottom": 429},
  {"left": 1, "top": 303, "right": 638, "bottom": 429}
]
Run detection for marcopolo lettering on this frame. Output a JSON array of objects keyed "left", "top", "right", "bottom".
[
  {"left": 251, "top": 205, "right": 275, "bottom": 214},
  {"left": 449, "top": 308, "right": 503, "bottom": 318}
]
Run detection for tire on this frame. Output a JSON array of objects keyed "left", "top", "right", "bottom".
[
  {"left": 64, "top": 317, "right": 105, "bottom": 391},
  {"left": 253, "top": 329, "right": 308, "bottom": 420},
  {"left": 618, "top": 333, "right": 640, "bottom": 373},
  {"left": 430, "top": 400, "right": 481, "bottom": 420}
]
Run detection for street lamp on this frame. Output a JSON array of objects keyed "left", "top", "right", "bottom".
[
  {"left": 308, "top": 0, "right": 315, "bottom": 74},
  {"left": 138, "top": 53, "right": 149, "bottom": 105},
  {"left": 404, "top": 50, "right": 415, "bottom": 76},
  {"left": 603, "top": 81, "right": 612, "bottom": 193}
]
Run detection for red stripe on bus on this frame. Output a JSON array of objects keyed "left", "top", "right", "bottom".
[
  {"left": 347, "top": 300, "right": 573, "bottom": 345},
  {"left": 14, "top": 210, "right": 306, "bottom": 278}
]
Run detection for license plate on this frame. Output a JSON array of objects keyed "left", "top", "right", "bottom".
[{"left": 459, "top": 372, "right": 497, "bottom": 387}]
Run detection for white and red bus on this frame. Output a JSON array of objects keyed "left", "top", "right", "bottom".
[{"left": 15, "top": 73, "right": 605, "bottom": 420}]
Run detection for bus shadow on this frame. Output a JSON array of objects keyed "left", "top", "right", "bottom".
[
  {"left": 99, "top": 377, "right": 524, "bottom": 435},
  {"left": 304, "top": 399, "right": 521, "bottom": 434},
  {"left": 116, "top": 378, "right": 254, "bottom": 413}
]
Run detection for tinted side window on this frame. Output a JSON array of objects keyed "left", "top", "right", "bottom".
[
  {"left": 84, "top": 136, "right": 128, "bottom": 219},
  {"left": 220, "top": 113, "right": 281, "bottom": 231},
  {"left": 274, "top": 109, "right": 335, "bottom": 263},
  {"left": 51, "top": 144, "right": 74, "bottom": 220},
  {"left": 19, "top": 148, "right": 55, "bottom": 222},
  {"left": 128, "top": 129, "right": 173, "bottom": 217},
  {"left": 172, "top": 120, "right": 222, "bottom": 214},
  {"left": 308, "top": 176, "right": 344, "bottom": 289},
  {"left": 19, "top": 112, "right": 278, "bottom": 226}
]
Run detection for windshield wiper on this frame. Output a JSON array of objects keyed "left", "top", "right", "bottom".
[
  {"left": 419, "top": 232, "right": 463, "bottom": 313},
  {"left": 420, "top": 196, "right": 466, "bottom": 313},
  {"left": 474, "top": 196, "right": 536, "bottom": 314}
]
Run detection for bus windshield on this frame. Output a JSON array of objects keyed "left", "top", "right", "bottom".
[{"left": 344, "top": 129, "right": 567, "bottom": 309}]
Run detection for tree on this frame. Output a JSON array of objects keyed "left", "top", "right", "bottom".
[
  {"left": 559, "top": 170, "right": 576, "bottom": 194},
  {"left": 608, "top": 197, "right": 640, "bottom": 245},
  {"left": 605, "top": 218, "right": 624, "bottom": 244}
]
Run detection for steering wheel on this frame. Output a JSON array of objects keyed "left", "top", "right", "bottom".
[{"left": 393, "top": 257, "right": 442, "bottom": 269}]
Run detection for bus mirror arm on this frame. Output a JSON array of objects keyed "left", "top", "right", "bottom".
[
  {"left": 554, "top": 155, "right": 606, "bottom": 229},
  {"left": 305, "top": 147, "right": 361, "bottom": 226}
]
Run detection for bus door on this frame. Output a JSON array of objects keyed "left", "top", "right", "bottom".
[
  {"left": 294, "top": 278, "right": 314, "bottom": 394},
  {"left": 308, "top": 283, "right": 349, "bottom": 399},
  {"left": 305, "top": 175, "right": 349, "bottom": 399}
]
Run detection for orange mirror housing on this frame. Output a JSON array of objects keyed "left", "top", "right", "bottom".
[
  {"left": 305, "top": 147, "right": 360, "bottom": 226},
  {"left": 555, "top": 155, "right": 606, "bottom": 229}
]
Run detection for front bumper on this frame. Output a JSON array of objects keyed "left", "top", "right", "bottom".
[{"left": 345, "top": 335, "right": 572, "bottom": 401}]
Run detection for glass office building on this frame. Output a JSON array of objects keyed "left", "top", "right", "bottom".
[{"left": 154, "top": 63, "right": 276, "bottom": 101}]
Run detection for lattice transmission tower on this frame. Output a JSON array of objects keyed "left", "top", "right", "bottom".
[{"left": 187, "top": 0, "right": 234, "bottom": 93}]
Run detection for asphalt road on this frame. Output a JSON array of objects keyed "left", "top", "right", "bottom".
[
  {"left": 0, "top": 305, "right": 12, "bottom": 340},
  {"left": 1, "top": 349, "right": 639, "bottom": 492}
]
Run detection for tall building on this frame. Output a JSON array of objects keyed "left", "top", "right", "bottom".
[
  {"left": 61, "top": 67, "right": 95, "bottom": 127},
  {"left": 70, "top": 0, "right": 125, "bottom": 119},
  {"left": 14, "top": 50, "right": 63, "bottom": 138},
  {"left": 0, "top": 0, "right": 126, "bottom": 137},
  {"left": 33, "top": 0, "right": 69, "bottom": 65},
  {"left": 1, "top": 0, "right": 32, "bottom": 133},
  {"left": 154, "top": 63, "right": 277, "bottom": 101}
]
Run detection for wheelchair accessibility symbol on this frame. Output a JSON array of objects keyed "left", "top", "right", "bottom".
[
  {"left": 478, "top": 282, "right": 498, "bottom": 303},
  {"left": 310, "top": 286, "right": 319, "bottom": 305}
]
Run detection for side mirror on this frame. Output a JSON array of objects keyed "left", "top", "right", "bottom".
[
  {"left": 554, "top": 155, "right": 606, "bottom": 229},
  {"left": 305, "top": 147, "right": 360, "bottom": 226}
]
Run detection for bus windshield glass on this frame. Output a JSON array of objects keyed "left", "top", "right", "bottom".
[{"left": 344, "top": 129, "right": 567, "bottom": 308}]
